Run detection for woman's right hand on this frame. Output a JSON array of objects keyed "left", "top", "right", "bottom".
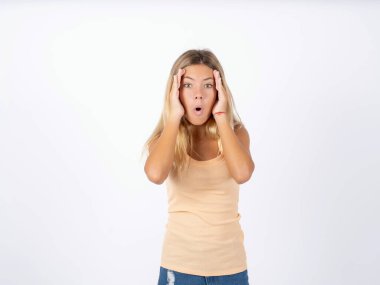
[{"left": 169, "top": 68, "right": 186, "bottom": 121}]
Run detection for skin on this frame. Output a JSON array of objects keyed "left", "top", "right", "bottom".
[
  {"left": 144, "top": 64, "right": 255, "bottom": 184},
  {"left": 179, "top": 64, "right": 217, "bottom": 133},
  {"left": 179, "top": 64, "right": 225, "bottom": 159}
]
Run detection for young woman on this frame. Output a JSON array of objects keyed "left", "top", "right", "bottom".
[{"left": 143, "top": 49, "right": 255, "bottom": 285}]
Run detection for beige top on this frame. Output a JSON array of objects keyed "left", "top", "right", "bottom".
[{"left": 160, "top": 152, "right": 247, "bottom": 276}]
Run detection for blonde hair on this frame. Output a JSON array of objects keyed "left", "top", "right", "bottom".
[{"left": 142, "top": 49, "right": 243, "bottom": 178}]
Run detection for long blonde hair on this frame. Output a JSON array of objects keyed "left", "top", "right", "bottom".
[{"left": 142, "top": 49, "right": 243, "bottom": 178}]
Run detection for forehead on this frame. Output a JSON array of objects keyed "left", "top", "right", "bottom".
[{"left": 183, "top": 64, "right": 213, "bottom": 79}]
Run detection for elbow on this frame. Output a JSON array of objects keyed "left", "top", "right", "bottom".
[
  {"left": 234, "top": 160, "right": 255, "bottom": 184},
  {"left": 144, "top": 164, "right": 167, "bottom": 185},
  {"left": 234, "top": 174, "right": 251, "bottom": 184},
  {"left": 145, "top": 170, "right": 166, "bottom": 185},
  {"left": 147, "top": 173, "right": 166, "bottom": 185},
  {"left": 150, "top": 178, "right": 166, "bottom": 185}
]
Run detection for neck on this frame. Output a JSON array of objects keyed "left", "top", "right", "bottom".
[{"left": 191, "top": 125, "right": 208, "bottom": 140}]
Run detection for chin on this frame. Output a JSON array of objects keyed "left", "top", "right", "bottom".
[{"left": 184, "top": 114, "right": 212, "bottom": 126}]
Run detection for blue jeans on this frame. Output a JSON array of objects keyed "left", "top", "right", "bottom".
[{"left": 158, "top": 266, "right": 250, "bottom": 285}]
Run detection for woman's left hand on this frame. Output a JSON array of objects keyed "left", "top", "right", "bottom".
[{"left": 212, "top": 70, "right": 228, "bottom": 115}]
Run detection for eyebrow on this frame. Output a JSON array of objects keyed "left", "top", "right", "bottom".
[{"left": 183, "top": 76, "right": 213, "bottom": 81}]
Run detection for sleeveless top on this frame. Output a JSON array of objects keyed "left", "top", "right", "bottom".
[{"left": 160, "top": 152, "right": 247, "bottom": 276}]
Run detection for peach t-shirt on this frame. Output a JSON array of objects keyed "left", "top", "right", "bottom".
[{"left": 160, "top": 152, "right": 247, "bottom": 276}]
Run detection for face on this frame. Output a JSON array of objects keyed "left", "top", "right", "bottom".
[{"left": 179, "top": 64, "right": 217, "bottom": 125}]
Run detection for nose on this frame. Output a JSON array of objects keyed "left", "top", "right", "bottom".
[{"left": 194, "top": 89, "right": 203, "bottom": 100}]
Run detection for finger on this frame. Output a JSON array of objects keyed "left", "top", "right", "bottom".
[
  {"left": 177, "top": 69, "right": 181, "bottom": 88},
  {"left": 173, "top": 74, "right": 178, "bottom": 90},
  {"left": 213, "top": 70, "right": 220, "bottom": 90},
  {"left": 213, "top": 70, "right": 220, "bottom": 87},
  {"left": 177, "top": 68, "right": 185, "bottom": 89}
]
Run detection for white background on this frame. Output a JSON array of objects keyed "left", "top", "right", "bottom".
[{"left": 1, "top": 1, "right": 379, "bottom": 284}]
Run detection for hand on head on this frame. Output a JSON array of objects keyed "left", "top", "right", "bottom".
[
  {"left": 212, "top": 69, "right": 228, "bottom": 116},
  {"left": 169, "top": 68, "right": 186, "bottom": 121}
]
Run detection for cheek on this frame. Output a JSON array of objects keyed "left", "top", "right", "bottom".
[
  {"left": 207, "top": 91, "right": 217, "bottom": 103},
  {"left": 179, "top": 92, "right": 190, "bottom": 107},
  {"left": 203, "top": 89, "right": 216, "bottom": 98}
]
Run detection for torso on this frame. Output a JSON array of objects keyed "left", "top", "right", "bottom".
[
  {"left": 188, "top": 124, "right": 241, "bottom": 161},
  {"left": 189, "top": 138, "right": 220, "bottom": 161}
]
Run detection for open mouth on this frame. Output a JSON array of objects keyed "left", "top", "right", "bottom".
[{"left": 194, "top": 106, "right": 203, "bottom": 116}]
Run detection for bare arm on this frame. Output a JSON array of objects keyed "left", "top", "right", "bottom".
[
  {"left": 144, "top": 118, "right": 181, "bottom": 184},
  {"left": 144, "top": 68, "right": 185, "bottom": 184},
  {"left": 215, "top": 115, "right": 255, "bottom": 184}
]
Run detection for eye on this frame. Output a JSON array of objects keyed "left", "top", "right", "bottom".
[
  {"left": 183, "top": 83, "right": 191, "bottom": 88},
  {"left": 205, "top": 83, "right": 213, "bottom": 88}
]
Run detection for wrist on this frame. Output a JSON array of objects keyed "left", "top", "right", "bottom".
[
  {"left": 213, "top": 111, "right": 227, "bottom": 120},
  {"left": 213, "top": 111, "right": 226, "bottom": 116},
  {"left": 213, "top": 112, "right": 228, "bottom": 123}
]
